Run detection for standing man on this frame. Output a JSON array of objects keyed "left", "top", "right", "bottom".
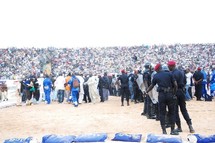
[
  {"left": 83, "top": 75, "right": 91, "bottom": 103},
  {"left": 84, "top": 74, "right": 100, "bottom": 104},
  {"left": 201, "top": 67, "right": 208, "bottom": 99},
  {"left": 68, "top": 73, "right": 80, "bottom": 107},
  {"left": 133, "top": 70, "right": 140, "bottom": 103},
  {"left": 146, "top": 63, "right": 178, "bottom": 135},
  {"left": 193, "top": 67, "right": 204, "bottom": 101},
  {"left": 118, "top": 70, "right": 129, "bottom": 106},
  {"left": 65, "top": 73, "right": 71, "bottom": 102},
  {"left": 76, "top": 73, "right": 85, "bottom": 104},
  {"left": 55, "top": 73, "right": 65, "bottom": 103},
  {"left": 168, "top": 60, "right": 195, "bottom": 133},
  {"left": 142, "top": 63, "right": 156, "bottom": 119},
  {"left": 185, "top": 68, "right": 193, "bottom": 100},
  {"left": 101, "top": 72, "right": 110, "bottom": 101},
  {"left": 43, "top": 75, "right": 52, "bottom": 104}
]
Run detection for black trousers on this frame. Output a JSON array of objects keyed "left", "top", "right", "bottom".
[
  {"left": 99, "top": 88, "right": 104, "bottom": 101},
  {"left": 25, "top": 90, "right": 32, "bottom": 100},
  {"left": 133, "top": 86, "right": 140, "bottom": 101},
  {"left": 158, "top": 92, "right": 176, "bottom": 126},
  {"left": 34, "top": 90, "right": 40, "bottom": 101},
  {"left": 83, "top": 87, "right": 91, "bottom": 102},
  {"left": 195, "top": 84, "right": 202, "bottom": 100},
  {"left": 175, "top": 89, "right": 192, "bottom": 126},
  {"left": 121, "top": 86, "right": 129, "bottom": 103}
]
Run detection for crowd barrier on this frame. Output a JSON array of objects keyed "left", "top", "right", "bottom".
[{"left": 3, "top": 133, "right": 215, "bottom": 143}]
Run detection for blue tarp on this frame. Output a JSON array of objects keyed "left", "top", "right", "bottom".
[
  {"left": 42, "top": 134, "right": 76, "bottom": 143},
  {"left": 188, "top": 134, "right": 215, "bottom": 143},
  {"left": 4, "top": 137, "right": 33, "bottom": 143},
  {"left": 146, "top": 134, "right": 182, "bottom": 143},
  {"left": 74, "top": 133, "right": 107, "bottom": 142},
  {"left": 112, "top": 133, "right": 142, "bottom": 142}
]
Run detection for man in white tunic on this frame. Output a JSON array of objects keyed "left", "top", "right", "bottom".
[
  {"left": 84, "top": 74, "right": 99, "bottom": 103},
  {"left": 54, "top": 73, "right": 66, "bottom": 103},
  {"left": 76, "top": 75, "right": 85, "bottom": 104}
]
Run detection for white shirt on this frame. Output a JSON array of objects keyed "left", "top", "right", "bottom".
[
  {"left": 54, "top": 76, "right": 65, "bottom": 90},
  {"left": 186, "top": 72, "right": 193, "bottom": 85}
]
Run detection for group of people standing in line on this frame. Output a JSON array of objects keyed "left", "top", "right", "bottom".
[{"left": 8, "top": 59, "right": 215, "bottom": 136}]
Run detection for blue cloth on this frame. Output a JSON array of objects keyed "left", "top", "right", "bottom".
[
  {"left": 146, "top": 133, "right": 182, "bottom": 143},
  {"left": 43, "top": 78, "right": 52, "bottom": 92},
  {"left": 71, "top": 90, "right": 79, "bottom": 106},
  {"left": 44, "top": 90, "right": 51, "bottom": 104},
  {"left": 42, "top": 134, "right": 75, "bottom": 143},
  {"left": 211, "top": 74, "right": 215, "bottom": 84},
  {"left": 201, "top": 70, "right": 207, "bottom": 84},
  {"left": 74, "top": 133, "right": 107, "bottom": 142},
  {"left": 112, "top": 133, "right": 142, "bottom": 142},
  {"left": 211, "top": 83, "right": 215, "bottom": 96}
]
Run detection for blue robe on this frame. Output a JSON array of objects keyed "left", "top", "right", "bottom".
[
  {"left": 43, "top": 78, "right": 52, "bottom": 104},
  {"left": 68, "top": 75, "right": 80, "bottom": 107}
]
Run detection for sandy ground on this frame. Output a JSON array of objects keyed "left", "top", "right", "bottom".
[{"left": 0, "top": 96, "right": 215, "bottom": 142}]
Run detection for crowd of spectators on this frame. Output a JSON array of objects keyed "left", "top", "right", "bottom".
[{"left": 1, "top": 43, "right": 215, "bottom": 79}]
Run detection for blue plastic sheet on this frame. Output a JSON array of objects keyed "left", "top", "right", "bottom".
[
  {"left": 4, "top": 137, "right": 33, "bottom": 143},
  {"left": 42, "top": 134, "right": 76, "bottom": 143},
  {"left": 74, "top": 133, "right": 107, "bottom": 142},
  {"left": 146, "top": 133, "right": 182, "bottom": 143},
  {"left": 112, "top": 133, "right": 142, "bottom": 142},
  {"left": 188, "top": 134, "right": 215, "bottom": 143}
]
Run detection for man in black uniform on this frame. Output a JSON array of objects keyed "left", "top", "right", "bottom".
[
  {"left": 133, "top": 70, "right": 140, "bottom": 103},
  {"left": 168, "top": 60, "right": 195, "bottom": 133},
  {"left": 193, "top": 67, "right": 204, "bottom": 101},
  {"left": 118, "top": 69, "right": 130, "bottom": 106},
  {"left": 141, "top": 63, "right": 156, "bottom": 119},
  {"left": 146, "top": 63, "right": 178, "bottom": 135}
]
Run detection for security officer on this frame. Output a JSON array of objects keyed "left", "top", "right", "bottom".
[
  {"left": 145, "top": 63, "right": 178, "bottom": 135},
  {"left": 193, "top": 67, "right": 204, "bottom": 101},
  {"left": 168, "top": 60, "right": 195, "bottom": 133},
  {"left": 141, "top": 63, "right": 156, "bottom": 119},
  {"left": 118, "top": 69, "right": 130, "bottom": 106}
]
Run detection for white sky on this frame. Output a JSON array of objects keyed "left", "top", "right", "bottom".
[{"left": 0, "top": 0, "right": 214, "bottom": 48}]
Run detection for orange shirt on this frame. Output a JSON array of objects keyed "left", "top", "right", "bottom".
[{"left": 65, "top": 76, "right": 71, "bottom": 91}]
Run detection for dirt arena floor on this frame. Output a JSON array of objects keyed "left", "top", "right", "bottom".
[{"left": 0, "top": 96, "right": 215, "bottom": 142}]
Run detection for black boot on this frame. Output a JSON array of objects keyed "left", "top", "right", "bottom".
[
  {"left": 175, "top": 122, "right": 183, "bottom": 132},
  {"left": 121, "top": 102, "right": 124, "bottom": 106},
  {"left": 188, "top": 124, "right": 195, "bottom": 133},
  {"left": 170, "top": 124, "right": 179, "bottom": 135},
  {"left": 127, "top": 101, "right": 129, "bottom": 106},
  {"left": 161, "top": 125, "right": 167, "bottom": 134}
]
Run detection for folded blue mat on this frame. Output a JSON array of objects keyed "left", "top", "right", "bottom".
[
  {"left": 42, "top": 134, "right": 76, "bottom": 143},
  {"left": 112, "top": 133, "right": 142, "bottom": 142},
  {"left": 146, "top": 133, "right": 182, "bottom": 143},
  {"left": 188, "top": 134, "right": 215, "bottom": 143},
  {"left": 74, "top": 133, "right": 107, "bottom": 142},
  {"left": 4, "top": 137, "right": 33, "bottom": 143}
]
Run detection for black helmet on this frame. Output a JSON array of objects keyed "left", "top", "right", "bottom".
[{"left": 144, "top": 62, "right": 151, "bottom": 69}]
